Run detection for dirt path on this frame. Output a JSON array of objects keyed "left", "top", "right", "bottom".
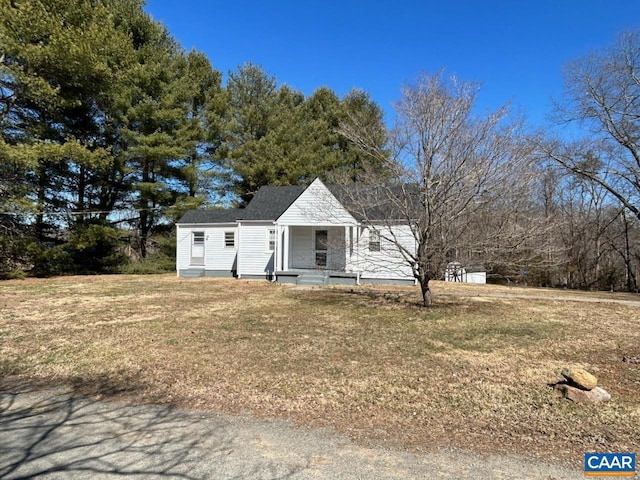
[{"left": 0, "top": 385, "right": 583, "bottom": 479}]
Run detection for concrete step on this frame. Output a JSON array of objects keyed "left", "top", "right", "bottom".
[
  {"left": 296, "top": 272, "right": 327, "bottom": 286},
  {"left": 180, "top": 269, "right": 205, "bottom": 278},
  {"left": 297, "top": 279, "right": 326, "bottom": 286}
]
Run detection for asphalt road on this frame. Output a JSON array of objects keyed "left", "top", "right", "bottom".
[{"left": 0, "top": 384, "right": 583, "bottom": 479}]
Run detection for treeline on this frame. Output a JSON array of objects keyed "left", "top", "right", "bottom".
[
  {"left": 535, "top": 169, "right": 638, "bottom": 291},
  {"left": 1, "top": 1, "right": 638, "bottom": 292},
  {"left": 0, "top": 0, "right": 385, "bottom": 276},
  {"left": 479, "top": 165, "right": 639, "bottom": 291},
  {"left": 530, "top": 31, "right": 640, "bottom": 292}
]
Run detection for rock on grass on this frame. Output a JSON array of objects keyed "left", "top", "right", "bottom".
[
  {"left": 561, "top": 368, "right": 598, "bottom": 390},
  {"left": 554, "top": 384, "right": 611, "bottom": 403}
]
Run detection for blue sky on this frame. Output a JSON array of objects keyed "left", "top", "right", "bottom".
[{"left": 144, "top": 1, "right": 640, "bottom": 129}]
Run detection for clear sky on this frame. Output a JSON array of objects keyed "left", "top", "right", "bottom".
[{"left": 144, "top": 1, "right": 640, "bottom": 129}]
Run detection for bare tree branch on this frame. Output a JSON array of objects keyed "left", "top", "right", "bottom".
[
  {"left": 336, "top": 71, "right": 546, "bottom": 306},
  {"left": 548, "top": 31, "right": 640, "bottom": 220}
]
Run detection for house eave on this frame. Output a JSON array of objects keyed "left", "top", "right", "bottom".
[
  {"left": 237, "top": 219, "right": 276, "bottom": 223},
  {"left": 363, "top": 219, "right": 415, "bottom": 225},
  {"left": 277, "top": 220, "right": 359, "bottom": 227},
  {"left": 177, "top": 222, "right": 238, "bottom": 227}
]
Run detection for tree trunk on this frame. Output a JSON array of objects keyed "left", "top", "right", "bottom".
[
  {"left": 35, "top": 163, "right": 47, "bottom": 242},
  {"left": 139, "top": 158, "right": 151, "bottom": 259},
  {"left": 419, "top": 277, "right": 433, "bottom": 307},
  {"left": 622, "top": 211, "right": 637, "bottom": 292},
  {"left": 139, "top": 208, "right": 148, "bottom": 259},
  {"left": 77, "top": 164, "right": 86, "bottom": 224}
]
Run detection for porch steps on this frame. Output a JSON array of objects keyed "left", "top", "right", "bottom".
[
  {"left": 180, "top": 268, "right": 205, "bottom": 278},
  {"left": 296, "top": 271, "right": 327, "bottom": 286}
]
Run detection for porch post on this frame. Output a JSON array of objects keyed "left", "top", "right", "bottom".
[
  {"left": 355, "top": 225, "right": 361, "bottom": 277},
  {"left": 283, "top": 226, "right": 290, "bottom": 270},
  {"left": 275, "top": 224, "right": 282, "bottom": 272},
  {"left": 345, "top": 225, "right": 350, "bottom": 271}
]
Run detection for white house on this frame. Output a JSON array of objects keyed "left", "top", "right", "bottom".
[{"left": 176, "top": 178, "right": 417, "bottom": 286}]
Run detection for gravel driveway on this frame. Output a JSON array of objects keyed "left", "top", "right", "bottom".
[{"left": 0, "top": 384, "right": 583, "bottom": 479}]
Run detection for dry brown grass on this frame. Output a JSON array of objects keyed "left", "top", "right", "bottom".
[{"left": 1, "top": 275, "right": 639, "bottom": 466}]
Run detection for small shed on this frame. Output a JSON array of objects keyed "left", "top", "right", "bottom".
[{"left": 465, "top": 266, "right": 487, "bottom": 284}]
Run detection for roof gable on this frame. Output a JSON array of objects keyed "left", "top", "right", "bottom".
[{"left": 278, "top": 178, "right": 357, "bottom": 225}]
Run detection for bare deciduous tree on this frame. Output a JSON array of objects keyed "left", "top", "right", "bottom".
[
  {"left": 544, "top": 31, "right": 640, "bottom": 220},
  {"left": 337, "top": 71, "right": 549, "bottom": 306}
]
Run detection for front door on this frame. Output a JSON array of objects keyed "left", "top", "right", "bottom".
[
  {"left": 191, "top": 231, "right": 205, "bottom": 265},
  {"left": 314, "top": 229, "right": 328, "bottom": 268}
]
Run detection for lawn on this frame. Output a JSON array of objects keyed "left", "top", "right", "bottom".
[{"left": 1, "top": 275, "right": 639, "bottom": 467}]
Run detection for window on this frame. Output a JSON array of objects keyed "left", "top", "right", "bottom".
[
  {"left": 193, "top": 231, "right": 205, "bottom": 244},
  {"left": 191, "top": 231, "right": 205, "bottom": 265},
  {"left": 224, "top": 231, "right": 235, "bottom": 248},
  {"left": 315, "top": 229, "right": 328, "bottom": 267},
  {"left": 267, "top": 229, "right": 276, "bottom": 252},
  {"left": 369, "top": 229, "right": 381, "bottom": 252}
]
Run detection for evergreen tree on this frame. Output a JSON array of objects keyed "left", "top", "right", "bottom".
[
  {"left": 170, "top": 50, "right": 225, "bottom": 221},
  {"left": 0, "top": 0, "right": 223, "bottom": 269},
  {"left": 217, "top": 62, "right": 279, "bottom": 204},
  {"left": 0, "top": 0, "right": 388, "bottom": 273},
  {"left": 0, "top": 0, "right": 132, "bottom": 241},
  {"left": 217, "top": 64, "right": 389, "bottom": 204}
]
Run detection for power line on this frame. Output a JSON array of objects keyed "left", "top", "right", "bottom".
[{"left": 0, "top": 206, "right": 165, "bottom": 217}]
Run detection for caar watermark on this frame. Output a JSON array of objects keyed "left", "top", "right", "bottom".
[{"left": 584, "top": 453, "right": 636, "bottom": 477}]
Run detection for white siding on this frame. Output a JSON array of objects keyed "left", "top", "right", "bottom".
[
  {"left": 290, "top": 226, "right": 313, "bottom": 269},
  {"left": 238, "top": 222, "right": 275, "bottom": 276},
  {"left": 353, "top": 225, "right": 416, "bottom": 280},
  {"left": 466, "top": 272, "right": 487, "bottom": 284},
  {"left": 278, "top": 178, "right": 356, "bottom": 226},
  {"left": 205, "top": 225, "right": 237, "bottom": 271},
  {"left": 176, "top": 225, "right": 191, "bottom": 272},
  {"left": 176, "top": 224, "right": 237, "bottom": 272}
]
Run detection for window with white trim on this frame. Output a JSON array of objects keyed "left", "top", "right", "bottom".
[
  {"left": 267, "top": 229, "right": 276, "bottom": 252},
  {"left": 224, "top": 231, "right": 235, "bottom": 248},
  {"left": 191, "top": 231, "right": 205, "bottom": 264},
  {"left": 369, "top": 229, "right": 381, "bottom": 252}
]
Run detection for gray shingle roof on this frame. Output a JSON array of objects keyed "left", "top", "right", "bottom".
[
  {"left": 176, "top": 185, "right": 306, "bottom": 224},
  {"left": 177, "top": 182, "right": 417, "bottom": 225},
  {"left": 237, "top": 185, "right": 306, "bottom": 221},
  {"left": 177, "top": 209, "right": 242, "bottom": 224},
  {"left": 328, "top": 184, "right": 420, "bottom": 222}
]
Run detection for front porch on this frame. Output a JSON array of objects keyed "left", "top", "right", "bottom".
[{"left": 274, "top": 225, "right": 360, "bottom": 274}]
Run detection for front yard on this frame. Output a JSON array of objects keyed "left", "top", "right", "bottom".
[{"left": 1, "top": 275, "right": 638, "bottom": 467}]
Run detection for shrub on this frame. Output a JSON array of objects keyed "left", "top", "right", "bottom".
[
  {"left": 66, "top": 222, "right": 127, "bottom": 274},
  {"left": 119, "top": 255, "right": 175, "bottom": 274}
]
